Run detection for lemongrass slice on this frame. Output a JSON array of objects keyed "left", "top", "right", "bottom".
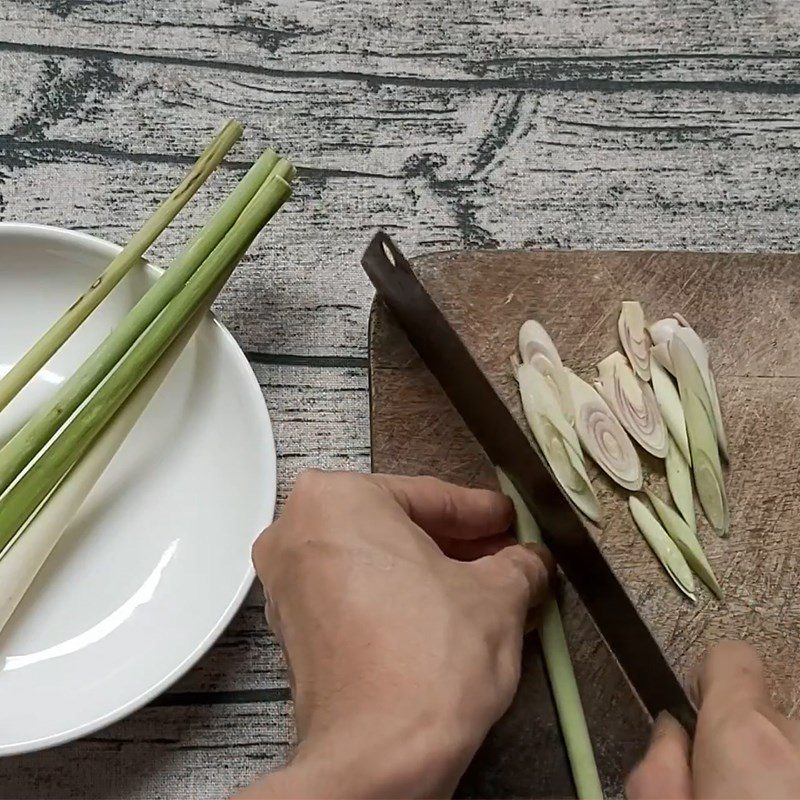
[
  {"left": 618, "top": 301, "right": 650, "bottom": 380},
  {"left": 650, "top": 359, "right": 691, "bottom": 464},
  {"left": 518, "top": 363, "right": 581, "bottom": 456},
  {"left": 518, "top": 321, "right": 575, "bottom": 422},
  {"left": 672, "top": 326, "right": 728, "bottom": 460},
  {"left": 651, "top": 342, "right": 674, "bottom": 374},
  {"left": 648, "top": 317, "right": 681, "bottom": 347},
  {"left": 645, "top": 489, "right": 723, "bottom": 599},
  {"left": 528, "top": 411, "right": 602, "bottom": 523},
  {"left": 496, "top": 469, "right": 603, "bottom": 800},
  {"left": 670, "top": 335, "right": 729, "bottom": 535},
  {"left": 666, "top": 436, "right": 696, "bottom": 532},
  {"left": 566, "top": 369, "right": 642, "bottom": 490},
  {"left": 649, "top": 319, "right": 728, "bottom": 460},
  {"left": 629, "top": 495, "right": 696, "bottom": 602},
  {"left": 596, "top": 352, "right": 667, "bottom": 458}
]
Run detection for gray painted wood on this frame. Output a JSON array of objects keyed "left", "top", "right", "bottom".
[{"left": 0, "top": 0, "right": 798, "bottom": 796}]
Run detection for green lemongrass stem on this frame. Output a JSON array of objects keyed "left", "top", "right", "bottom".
[
  {"left": 0, "top": 174, "right": 291, "bottom": 552},
  {"left": 0, "top": 152, "right": 291, "bottom": 498},
  {"left": 644, "top": 489, "right": 723, "bottom": 599},
  {"left": 0, "top": 120, "right": 243, "bottom": 415},
  {"left": 665, "top": 436, "right": 696, "bottom": 532},
  {"left": 629, "top": 495, "right": 696, "bottom": 602},
  {"left": 496, "top": 469, "right": 603, "bottom": 800},
  {"left": 0, "top": 296, "right": 211, "bottom": 633}
]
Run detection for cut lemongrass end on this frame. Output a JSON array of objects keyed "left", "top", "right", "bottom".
[
  {"left": 0, "top": 120, "right": 243, "bottom": 416},
  {"left": 629, "top": 495, "right": 696, "bottom": 602},
  {"left": 496, "top": 469, "right": 604, "bottom": 800}
]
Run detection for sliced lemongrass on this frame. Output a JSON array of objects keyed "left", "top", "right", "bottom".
[
  {"left": 648, "top": 317, "right": 681, "bottom": 347},
  {"left": 644, "top": 489, "right": 723, "bottom": 600},
  {"left": 670, "top": 335, "right": 729, "bottom": 535},
  {"left": 629, "top": 495, "right": 696, "bottom": 602},
  {"left": 618, "top": 301, "right": 650, "bottom": 380},
  {"left": 529, "top": 412, "right": 602, "bottom": 523},
  {"left": 566, "top": 369, "right": 642, "bottom": 490},
  {"left": 0, "top": 120, "right": 243, "bottom": 416},
  {"left": 666, "top": 436, "right": 696, "bottom": 532},
  {"left": 651, "top": 342, "right": 674, "bottom": 374},
  {"left": 518, "top": 363, "right": 581, "bottom": 456},
  {"left": 496, "top": 469, "right": 603, "bottom": 800},
  {"left": 518, "top": 320, "right": 575, "bottom": 422},
  {"left": 0, "top": 152, "right": 292, "bottom": 499},
  {"left": 0, "top": 295, "right": 210, "bottom": 632},
  {"left": 649, "top": 319, "right": 728, "bottom": 460},
  {"left": 650, "top": 358, "right": 691, "bottom": 464},
  {"left": 0, "top": 174, "right": 292, "bottom": 554},
  {"left": 672, "top": 326, "right": 728, "bottom": 460},
  {"left": 596, "top": 352, "right": 667, "bottom": 458}
]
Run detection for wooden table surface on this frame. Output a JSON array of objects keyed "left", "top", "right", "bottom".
[{"left": 1, "top": 1, "right": 799, "bottom": 797}]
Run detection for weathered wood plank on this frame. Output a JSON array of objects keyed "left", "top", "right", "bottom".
[
  {"left": 3, "top": 51, "right": 800, "bottom": 360},
  {"left": 0, "top": 700, "right": 294, "bottom": 799},
  {"left": 168, "top": 362, "right": 369, "bottom": 694},
  {"left": 2, "top": 0, "right": 800, "bottom": 84}
]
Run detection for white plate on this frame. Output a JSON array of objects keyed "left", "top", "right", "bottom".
[{"left": 0, "top": 224, "right": 276, "bottom": 755}]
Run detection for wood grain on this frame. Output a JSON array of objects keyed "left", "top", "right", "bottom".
[{"left": 370, "top": 248, "right": 800, "bottom": 797}]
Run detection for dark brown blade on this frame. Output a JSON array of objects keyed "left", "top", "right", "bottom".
[{"left": 362, "top": 231, "right": 697, "bottom": 734}]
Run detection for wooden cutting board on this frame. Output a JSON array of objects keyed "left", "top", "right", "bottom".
[{"left": 368, "top": 249, "right": 800, "bottom": 799}]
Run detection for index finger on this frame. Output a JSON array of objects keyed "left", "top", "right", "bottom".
[{"left": 369, "top": 474, "right": 514, "bottom": 540}]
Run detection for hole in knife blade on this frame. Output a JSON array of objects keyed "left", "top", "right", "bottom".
[{"left": 381, "top": 241, "right": 397, "bottom": 266}]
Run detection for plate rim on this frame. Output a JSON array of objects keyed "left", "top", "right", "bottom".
[{"left": 0, "top": 222, "right": 276, "bottom": 755}]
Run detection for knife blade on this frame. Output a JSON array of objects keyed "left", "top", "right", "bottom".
[{"left": 362, "top": 230, "right": 697, "bottom": 734}]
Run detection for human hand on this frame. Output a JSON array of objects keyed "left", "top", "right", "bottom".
[
  {"left": 627, "top": 640, "right": 800, "bottom": 799},
  {"left": 245, "top": 470, "right": 552, "bottom": 799}
]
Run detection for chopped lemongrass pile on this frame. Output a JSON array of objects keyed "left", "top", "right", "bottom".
[
  {"left": 513, "top": 300, "right": 729, "bottom": 603},
  {"left": 0, "top": 120, "right": 294, "bottom": 633}
]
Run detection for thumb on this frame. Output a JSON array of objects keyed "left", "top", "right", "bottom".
[{"left": 476, "top": 542, "right": 554, "bottom": 618}]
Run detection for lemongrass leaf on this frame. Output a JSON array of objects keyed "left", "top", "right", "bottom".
[
  {"left": 670, "top": 335, "right": 729, "bottom": 535},
  {"left": 566, "top": 369, "right": 642, "bottom": 490},
  {"left": 597, "top": 352, "right": 668, "bottom": 458},
  {"left": 645, "top": 489, "right": 723, "bottom": 599},
  {"left": 618, "top": 301, "right": 651, "bottom": 380},
  {"left": 629, "top": 495, "right": 696, "bottom": 602},
  {"left": 496, "top": 469, "right": 603, "bottom": 800},
  {"left": 518, "top": 320, "right": 575, "bottom": 422},
  {"left": 650, "top": 359, "right": 691, "bottom": 464}
]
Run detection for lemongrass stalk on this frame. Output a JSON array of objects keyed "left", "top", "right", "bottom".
[
  {"left": 0, "top": 152, "right": 291, "bottom": 499},
  {"left": 497, "top": 469, "right": 603, "bottom": 800},
  {"left": 0, "top": 120, "right": 243, "bottom": 415},
  {"left": 0, "top": 174, "right": 291, "bottom": 552},
  {"left": 0, "top": 294, "right": 212, "bottom": 633}
]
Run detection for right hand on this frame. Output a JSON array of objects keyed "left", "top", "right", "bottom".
[{"left": 627, "top": 640, "right": 800, "bottom": 799}]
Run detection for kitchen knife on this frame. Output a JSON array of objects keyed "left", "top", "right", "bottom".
[{"left": 362, "top": 230, "right": 697, "bottom": 733}]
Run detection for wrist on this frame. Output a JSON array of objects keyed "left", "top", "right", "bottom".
[{"left": 252, "top": 707, "right": 476, "bottom": 799}]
